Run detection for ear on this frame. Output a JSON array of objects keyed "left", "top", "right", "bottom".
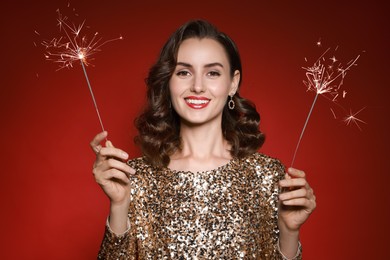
[{"left": 229, "top": 70, "right": 240, "bottom": 96}]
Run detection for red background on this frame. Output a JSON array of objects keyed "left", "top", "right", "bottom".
[{"left": 1, "top": 0, "right": 389, "bottom": 259}]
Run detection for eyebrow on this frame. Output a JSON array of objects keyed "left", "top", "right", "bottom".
[{"left": 176, "top": 62, "right": 224, "bottom": 68}]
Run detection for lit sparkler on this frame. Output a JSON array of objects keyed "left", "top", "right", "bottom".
[
  {"left": 39, "top": 7, "right": 122, "bottom": 135},
  {"left": 291, "top": 41, "right": 363, "bottom": 166}
]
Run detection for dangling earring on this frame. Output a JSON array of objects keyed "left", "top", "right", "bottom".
[{"left": 228, "top": 95, "right": 235, "bottom": 110}]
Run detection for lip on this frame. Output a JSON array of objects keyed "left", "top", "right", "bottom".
[{"left": 184, "top": 96, "right": 210, "bottom": 109}]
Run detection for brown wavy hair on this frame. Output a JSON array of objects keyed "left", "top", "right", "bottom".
[{"left": 134, "top": 20, "right": 265, "bottom": 167}]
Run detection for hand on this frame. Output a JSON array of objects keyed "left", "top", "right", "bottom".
[
  {"left": 278, "top": 167, "right": 316, "bottom": 233},
  {"left": 90, "top": 131, "right": 135, "bottom": 206}
]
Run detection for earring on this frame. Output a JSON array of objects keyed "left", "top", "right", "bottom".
[{"left": 228, "top": 95, "right": 235, "bottom": 110}]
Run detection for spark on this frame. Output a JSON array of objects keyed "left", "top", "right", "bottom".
[
  {"left": 39, "top": 6, "right": 122, "bottom": 135},
  {"left": 344, "top": 107, "right": 367, "bottom": 131},
  {"left": 302, "top": 48, "right": 360, "bottom": 99},
  {"left": 41, "top": 9, "right": 122, "bottom": 70},
  {"left": 316, "top": 38, "right": 322, "bottom": 47},
  {"left": 291, "top": 43, "right": 362, "bottom": 166},
  {"left": 330, "top": 108, "right": 337, "bottom": 119}
]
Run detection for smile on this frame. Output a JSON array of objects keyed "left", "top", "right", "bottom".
[{"left": 184, "top": 97, "right": 210, "bottom": 109}]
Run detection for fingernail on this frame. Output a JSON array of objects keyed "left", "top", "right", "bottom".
[{"left": 122, "top": 152, "right": 129, "bottom": 159}]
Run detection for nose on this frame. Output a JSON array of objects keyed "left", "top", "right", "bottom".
[{"left": 190, "top": 74, "right": 205, "bottom": 93}]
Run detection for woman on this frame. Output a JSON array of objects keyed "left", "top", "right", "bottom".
[{"left": 91, "top": 20, "right": 316, "bottom": 259}]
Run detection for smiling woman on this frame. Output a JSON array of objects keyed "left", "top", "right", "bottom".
[
  {"left": 169, "top": 38, "right": 240, "bottom": 127},
  {"left": 134, "top": 21, "right": 264, "bottom": 168},
  {"left": 90, "top": 19, "right": 316, "bottom": 259}
]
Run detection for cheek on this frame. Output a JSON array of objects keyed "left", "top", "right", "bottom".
[
  {"left": 168, "top": 80, "right": 178, "bottom": 97},
  {"left": 169, "top": 89, "right": 180, "bottom": 104},
  {"left": 209, "top": 80, "right": 232, "bottom": 97},
  {"left": 168, "top": 82, "right": 183, "bottom": 110},
  {"left": 169, "top": 78, "right": 186, "bottom": 96}
]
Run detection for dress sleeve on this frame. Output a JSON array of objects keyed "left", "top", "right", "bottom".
[{"left": 97, "top": 218, "right": 137, "bottom": 260}]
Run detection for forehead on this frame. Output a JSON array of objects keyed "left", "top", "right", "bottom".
[{"left": 177, "top": 38, "right": 229, "bottom": 65}]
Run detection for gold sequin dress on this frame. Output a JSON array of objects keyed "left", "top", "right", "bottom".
[{"left": 98, "top": 153, "right": 302, "bottom": 259}]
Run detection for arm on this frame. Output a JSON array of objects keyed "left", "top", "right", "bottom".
[
  {"left": 90, "top": 131, "right": 137, "bottom": 259},
  {"left": 277, "top": 167, "right": 316, "bottom": 259}
]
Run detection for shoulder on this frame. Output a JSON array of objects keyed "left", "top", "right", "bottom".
[
  {"left": 127, "top": 156, "right": 149, "bottom": 170},
  {"left": 126, "top": 157, "right": 154, "bottom": 183},
  {"left": 239, "top": 152, "right": 285, "bottom": 180},
  {"left": 126, "top": 156, "right": 165, "bottom": 181},
  {"left": 242, "top": 152, "right": 285, "bottom": 169},
  {"left": 125, "top": 157, "right": 156, "bottom": 194}
]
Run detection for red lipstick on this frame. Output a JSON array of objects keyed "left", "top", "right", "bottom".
[{"left": 184, "top": 96, "right": 210, "bottom": 109}]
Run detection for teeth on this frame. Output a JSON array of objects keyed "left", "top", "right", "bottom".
[{"left": 186, "top": 99, "right": 209, "bottom": 105}]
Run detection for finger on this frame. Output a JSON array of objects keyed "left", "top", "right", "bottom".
[
  {"left": 283, "top": 197, "right": 317, "bottom": 214},
  {"left": 105, "top": 158, "right": 135, "bottom": 176},
  {"left": 94, "top": 157, "right": 135, "bottom": 178},
  {"left": 109, "top": 169, "right": 131, "bottom": 184},
  {"left": 279, "top": 187, "right": 308, "bottom": 201},
  {"left": 99, "top": 146, "right": 129, "bottom": 161},
  {"left": 287, "top": 167, "right": 306, "bottom": 178},
  {"left": 95, "top": 168, "right": 131, "bottom": 185},
  {"left": 279, "top": 178, "right": 307, "bottom": 189},
  {"left": 90, "top": 131, "right": 108, "bottom": 153},
  {"left": 106, "top": 140, "right": 114, "bottom": 148},
  {"left": 281, "top": 197, "right": 312, "bottom": 208},
  {"left": 306, "top": 186, "right": 315, "bottom": 198}
]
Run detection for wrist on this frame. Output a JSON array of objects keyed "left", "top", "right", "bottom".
[
  {"left": 110, "top": 199, "right": 130, "bottom": 219},
  {"left": 278, "top": 218, "right": 300, "bottom": 236},
  {"left": 108, "top": 201, "right": 130, "bottom": 234},
  {"left": 106, "top": 215, "right": 130, "bottom": 236},
  {"left": 110, "top": 199, "right": 130, "bottom": 209},
  {"left": 277, "top": 238, "right": 302, "bottom": 260},
  {"left": 278, "top": 220, "right": 300, "bottom": 259}
]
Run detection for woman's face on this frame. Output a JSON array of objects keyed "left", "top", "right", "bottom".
[{"left": 169, "top": 38, "right": 240, "bottom": 126}]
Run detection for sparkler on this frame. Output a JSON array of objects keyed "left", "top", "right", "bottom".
[
  {"left": 38, "top": 7, "right": 122, "bottom": 135},
  {"left": 291, "top": 41, "right": 364, "bottom": 166}
]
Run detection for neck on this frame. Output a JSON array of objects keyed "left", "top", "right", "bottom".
[
  {"left": 179, "top": 121, "right": 229, "bottom": 158},
  {"left": 168, "top": 119, "right": 233, "bottom": 173}
]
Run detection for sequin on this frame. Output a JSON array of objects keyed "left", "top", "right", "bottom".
[{"left": 97, "top": 153, "right": 302, "bottom": 259}]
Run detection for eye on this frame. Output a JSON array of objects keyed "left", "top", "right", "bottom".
[
  {"left": 207, "top": 71, "right": 221, "bottom": 78},
  {"left": 176, "top": 70, "right": 191, "bottom": 77}
]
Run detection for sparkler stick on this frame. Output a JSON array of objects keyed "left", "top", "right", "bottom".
[
  {"left": 291, "top": 42, "right": 363, "bottom": 167},
  {"left": 80, "top": 60, "right": 106, "bottom": 134},
  {"left": 38, "top": 7, "right": 122, "bottom": 136},
  {"left": 291, "top": 93, "right": 319, "bottom": 167}
]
